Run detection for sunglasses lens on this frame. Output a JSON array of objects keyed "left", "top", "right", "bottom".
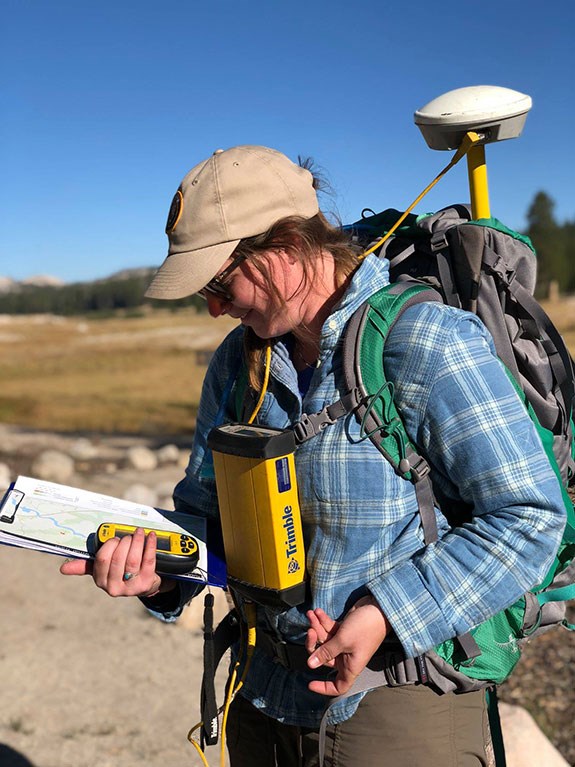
[
  {"left": 198, "top": 283, "right": 229, "bottom": 302},
  {"left": 197, "top": 254, "right": 245, "bottom": 302}
]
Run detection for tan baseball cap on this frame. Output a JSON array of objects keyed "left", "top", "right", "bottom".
[{"left": 145, "top": 145, "right": 320, "bottom": 300}]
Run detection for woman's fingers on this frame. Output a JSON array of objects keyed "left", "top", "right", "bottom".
[
  {"left": 140, "top": 530, "right": 159, "bottom": 576},
  {"left": 59, "top": 558, "right": 93, "bottom": 576},
  {"left": 305, "top": 608, "right": 339, "bottom": 664},
  {"left": 307, "top": 608, "right": 338, "bottom": 640},
  {"left": 120, "top": 527, "right": 148, "bottom": 581},
  {"left": 60, "top": 527, "right": 164, "bottom": 598},
  {"left": 92, "top": 529, "right": 158, "bottom": 596},
  {"left": 91, "top": 535, "right": 122, "bottom": 589}
]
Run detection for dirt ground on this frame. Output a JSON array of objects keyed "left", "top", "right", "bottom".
[
  {"left": 0, "top": 426, "right": 231, "bottom": 767},
  {"left": 0, "top": 543, "right": 229, "bottom": 767},
  {"left": 3, "top": 544, "right": 573, "bottom": 767}
]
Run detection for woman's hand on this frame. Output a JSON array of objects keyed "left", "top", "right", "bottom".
[
  {"left": 305, "top": 595, "right": 391, "bottom": 696},
  {"left": 59, "top": 527, "right": 175, "bottom": 598}
]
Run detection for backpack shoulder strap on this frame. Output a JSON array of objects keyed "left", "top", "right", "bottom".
[
  {"left": 341, "top": 281, "right": 440, "bottom": 470},
  {"left": 341, "top": 281, "right": 443, "bottom": 544}
]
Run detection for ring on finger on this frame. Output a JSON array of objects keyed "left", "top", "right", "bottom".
[{"left": 123, "top": 571, "right": 138, "bottom": 581}]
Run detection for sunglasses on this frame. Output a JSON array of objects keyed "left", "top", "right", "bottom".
[{"left": 198, "top": 253, "right": 247, "bottom": 302}]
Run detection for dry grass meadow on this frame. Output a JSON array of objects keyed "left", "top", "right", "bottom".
[
  {"left": 1, "top": 297, "right": 575, "bottom": 437},
  {"left": 0, "top": 308, "right": 238, "bottom": 435}
]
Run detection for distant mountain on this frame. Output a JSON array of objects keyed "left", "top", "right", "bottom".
[
  {"left": 22, "top": 275, "right": 66, "bottom": 288},
  {"left": 105, "top": 267, "right": 157, "bottom": 282},
  {"left": 0, "top": 277, "right": 17, "bottom": 293},
  {"left": 0, "top": 274, "right": 65, "bottom": 293},
  {"left": 0, "top": 268, "right": 157, "bottom": 294},
  {"left": 0, "top": 266, "right": 197, "bottom": 316}
]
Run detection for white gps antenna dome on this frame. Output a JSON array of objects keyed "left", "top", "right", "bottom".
[{"left": 414, "top": 85, "right": 532, "bottom": 151}]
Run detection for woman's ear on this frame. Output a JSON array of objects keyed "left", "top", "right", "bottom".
[
  {"left": 279, "top": 248, "right": 297, "bottom": 266},
  {"left": 278, "top": 239, "right": 304, "bottom": 266}
]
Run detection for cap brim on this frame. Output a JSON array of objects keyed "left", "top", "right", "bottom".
[{"left": 144, "top": 240, "right": 241, "bottom": 300}]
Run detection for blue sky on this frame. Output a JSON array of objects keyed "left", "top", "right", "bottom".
[{"left": 2, "top": 0, "right": 574, "bottom": 283}]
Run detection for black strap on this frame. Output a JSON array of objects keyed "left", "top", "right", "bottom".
[
  {"left": 431, "top": 233, "right": 462, "bottom": 309},
  {"left": 486, "top": 686, "right": 508, "bottom": 767},
  {"left": 200, "top": 604, "right": 240, "bottom": 747},
  {"left": 413, "top": 470, "right": 439, "bottom": 545},
  {"left": 398, "top": 447, "right": 438, "bottom": 545},
  {"left": 256, "top": 630, "right": 314, "bottom": 671},
  {"left": 386, "top": 241, "right": 416, "bottom": 270},
  {"left": 456, "top": 631, "right": 482, "bottom": 660},
  {"left": 200, "top": 595, "right": 218, "bottom": 747}
]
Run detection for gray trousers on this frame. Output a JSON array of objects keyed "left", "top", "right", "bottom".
[{"left": 226, "top": 684, "right": 492, "bottom": 767}]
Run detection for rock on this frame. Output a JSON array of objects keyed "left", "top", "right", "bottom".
[
  {"left": 156, "top": 444, "right": 181, "bottom": 464},
  {"left": 155, "top": 479, "right": 177, "bottom": 498},
  {"left": 31, "top": 450, "right": 75, "bottom": 483},
  {"left": 68, "top": 438, "right": 99, "bottom": 460},
  {"left": 125, "top": 446, "right": 158, "bottom": 472},
  {"left": 500, "top": 702, "right": 569, "bottom": 767},
  {"left": 0, "top": 462, "right": 12, "bottom": 490},
  {"left": 122, "top": 484, "right": 158, "bottom": 507}
]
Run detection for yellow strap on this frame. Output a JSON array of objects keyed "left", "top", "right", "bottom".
[
  {"left": 359, "top": 131, "right": 483, "bottom": 260},
  {"left": 220, "top": 602, "right": 257, "bottom": 766}
]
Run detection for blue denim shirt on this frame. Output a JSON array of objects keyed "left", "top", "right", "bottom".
[{"left": 171, "top": 255, "right": 565, "bottom": 727}]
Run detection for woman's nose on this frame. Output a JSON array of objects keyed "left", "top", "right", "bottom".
[{"left": 206, "top": 293, "right": 228, "bottom": 318}]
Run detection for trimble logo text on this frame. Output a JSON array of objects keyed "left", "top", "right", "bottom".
[{"left": 282, "top": 505, "right": 298, "bottom": 558}]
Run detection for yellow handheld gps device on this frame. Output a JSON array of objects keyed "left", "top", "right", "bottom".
[
  {"left": 95, "top": 523, "right": 200, "bottom": 575},
  {"left": 207, "top": 423, "right": 306, "bottom": 608}
]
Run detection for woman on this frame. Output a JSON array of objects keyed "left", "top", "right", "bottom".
[{"left": 61, "top": 145, "right": 565, "bottom": 766}]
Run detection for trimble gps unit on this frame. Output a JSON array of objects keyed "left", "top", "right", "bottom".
[{"left": 207, "top": 423, "right": 306, "bottom": 608}]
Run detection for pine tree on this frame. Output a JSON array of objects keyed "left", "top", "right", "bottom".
[{"left": 526, "top": 192, "right": 567, "bottom": 297}]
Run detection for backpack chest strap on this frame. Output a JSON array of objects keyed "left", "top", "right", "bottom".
[
  {"left": 292, "top": 393, "right": 357, "bottom": 444},
  {"left": 293, "top": 394, "right": 439, "bottom": 545}
]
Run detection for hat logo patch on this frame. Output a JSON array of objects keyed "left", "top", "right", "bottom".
[{"left": 166, "top": 190, "right": 184, "bottom": 234}]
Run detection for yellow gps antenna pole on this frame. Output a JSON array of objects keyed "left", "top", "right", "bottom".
[
  {"left": 414, "top": 85, "right": 532, "bottom": 218},
  {"left": 466, "top": 142, "right": 491, "bottom": 219}
]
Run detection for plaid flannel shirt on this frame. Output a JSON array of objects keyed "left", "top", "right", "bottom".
[{"left": 169, "top": 255, "right": 565, "bottom": 727}]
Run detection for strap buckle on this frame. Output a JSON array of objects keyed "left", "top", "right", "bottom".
[
  {"left": 486, "top": 253, "right": 516, "bottom": 286},
  {"left": 398, "top": 453, "right": 431, "bottom": 482},
  {"left": 293, "top": 409, "right": 336, "bottom": 443},
  {"left": 293, "top": 400, "right": 350, "bottom": 444},
  {"left": 430, "top": 232, "right": 449, "bottom": 253}
]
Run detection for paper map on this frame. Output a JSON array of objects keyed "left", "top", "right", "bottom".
[{"left": 0, "top": 476, "right": 226, "bottom": 586}]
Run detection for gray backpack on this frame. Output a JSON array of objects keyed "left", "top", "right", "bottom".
[{"left": 346, "top": 203, "right": 575, "bottom": 483}]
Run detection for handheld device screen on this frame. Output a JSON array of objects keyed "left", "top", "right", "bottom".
[{"left": 112, "top": 528, "right": 171, "bottom": 551}]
